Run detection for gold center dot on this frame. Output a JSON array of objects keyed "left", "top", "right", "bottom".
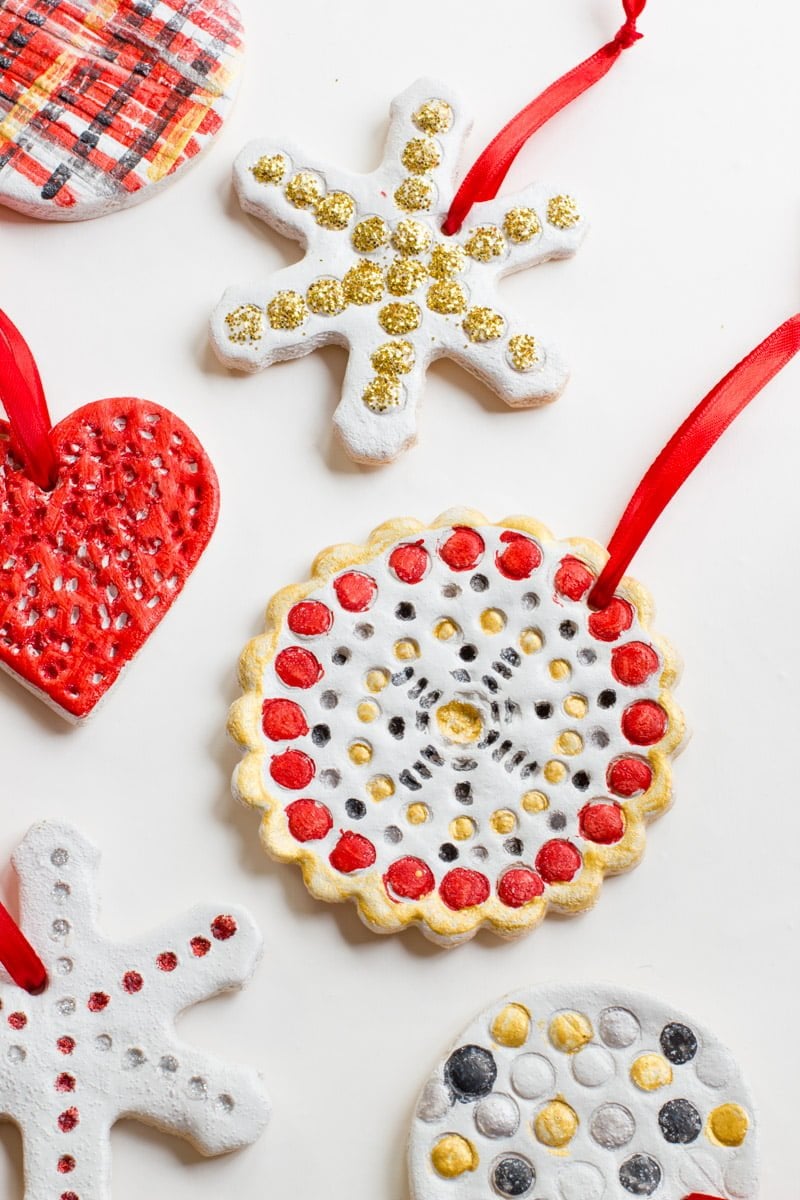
[
  {"left": 490, "top": 809, "right": 516, "bottom": 834},
  {"left": 357, "top": 701, "right": 380, "bottom": 723},
  {"left": 436, "top": 700, "right": 483, "bottom": 744},
  {"left": 480, "top": 608, "right": 506, "bottom": 634},
  {"left": 406, "top": 802, "right": 429, "bottom": 825},
  {"left": 522, "top": 790, "right": 549, "bottom": 814},
  {"left": 520, "top": 629, "right": 543, "bottom": 654},
  {"left": 434, "top": 618, "right": 459, "bottom": 641},
  {"left": 450, "top": 816, "right": 476, "bottom": 841}
]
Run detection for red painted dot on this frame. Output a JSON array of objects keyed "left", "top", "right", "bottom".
[
  {"left": 329, "top": 831, "right": 377, "bottom": 874},
  {"left": 8, "top": 1012, "right": 26, "bottom": 1030},
  {"left": 579, "top": 802, "right": 625, "bottom": 844},
  {"left": 497, "top": 868, "right": 545, "bottom": 908},
  {"left": 211, "top": 914, "right": 238, "bottom": 941},
  {"left": 57, "top": 1037, "right": 75, "bottom": 1056},
  {"left": 287, "top": 600, "right": 333, "bottom": 637},
  {"left": 333, "top": 571, "right": 378, "bottom": 612},
  {"left": 190, "top": 936, "right": 211, "bottom": 957},
  {"left": 535, "top": 840, "right": 583, "bottom": 884},
  {"left": 58, "top": 1107, "right": 79, "bottom": 1133},
  {"left": 588, "top": 597, "right": 634, "bottom": 642},
  {"left": 389, "top": 540, "right": 430, "bottom": 584},
  {"left": 439, "top": 868, "right": 490, "bottom": 911},
  {"left": 122, "top": 971, "right": 143, "bottom": 994},
  {"left": 55, "top": 1073, "right": 76, "bottom": 1093},
  {"left": 87, "top": 993, "right": 109, "bottom": 1013},
  {"left": 57, "top": 1156, "right": 75, "bottom": 1174},
  {"left": 611, "top": 641, "right": 660, "bottom": 686},
  {"left": 261, "top": 698, "right": 309, "bottom": 741},
  {"left": 286, "top": 798, "right": 333, "bottom": 843},
  {"left": 384, "top": 857, "right": 435, "bottom": 900},
  {"left": 275, "top": 646, "right": 324, "bottom": 689},
  {"left": 156, "top": 952, "right": 178, "bottom": 972},
  {"left": 607, "top": 756, "right": 653, "bottom": 797},
  {"left": 554, "top": 555, "right": 594, "bottom": 600},
  {"left": 269, "top": 748, "right": 315, "bottom": 790},
  {"left": 438, "top": 526, "right": 485, "bottom": 571},
  {"left": 622, "top": 699, "right": 668, "bottom": 746},
  {"left": 495, "top": 530, "right": 542, "bottom": 580},
  {"left": 61, "top": 1192, "right": 79, "bottom": 1200}
]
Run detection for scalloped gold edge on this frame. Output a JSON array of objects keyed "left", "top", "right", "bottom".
[{"left": 229, "top": 508, "right": 686, "bottom": 946}]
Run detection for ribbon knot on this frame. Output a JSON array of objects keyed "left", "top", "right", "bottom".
[{"left": 613, "top": 18, "right": 643, "bottom": 50}]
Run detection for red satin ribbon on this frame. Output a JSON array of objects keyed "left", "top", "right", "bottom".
[
  {"left": 0, "top": 310, "right": 59, "bottom": 490},
  {"left": 588, "top": 313, "right": 800, "bottom": 610},
  {"left": 442, "top": 0, "right": 646, "bottom": 235},
  {"left": 0, "top": 901, "right": 47, "bottom": 994},
  {"left": 683, "top": 1195, "right": 726, "bottom": 1200}
]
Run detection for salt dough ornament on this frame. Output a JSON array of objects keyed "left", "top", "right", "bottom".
[
  {"left": 0, "top": 0, "right": 244, "bottom": 221},
  {"left": 0, "top": 821, "right": 270, "bottom": 1198},
  {"left": 410, "top": 984, "right": 757, "bottom": 1200}
]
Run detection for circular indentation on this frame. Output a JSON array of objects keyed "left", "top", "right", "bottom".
[
  {"left": 53, "top": 882, "right": 70, "bottom": 902},
  {"left": 521, "top": 790, "right": 548, "bottom": 814},
  {"left": 630, "top": 1053, "right": 673, "bottom": 1091},
  {"left": 590, "top": 1102, "right": 636, "bottom": 1148},
  {"left": 619, "top": 1154, "right": 662, "bottom": 1196},
  {"left": 549, "top": 1011, "right": 593, "bottom": 1053},
  {"left": 346, "top": 798, "right": 366, "bottom": 820},
  {"left": 320, "top": 689, "right": 338, "bottom": 709},
  {"left": 556, "top": 1162, "right": 605, "bottom": 1200},
  {"left": 480, "top": 607, "right": 506, "bottom": 634},
  {"left": 357, "top": 700, "right": 380, "bottom": 723},
  {"left": 490, "top": 809, "right": 516, "bottom": 835},
  {"left": 475, "top": 1093, "right": 520, "bottom": 1138},
  {"left": 384, "top": 826, "right": 403, "bottom": 845},
  {"left": 95, "top": 1035, "right": 112, "bottom": 1052},
  {"left": 55, "top": 957, "right": 73, "bottom": 976},
  {"left": 659, "top": 1097, "right": 702, "bottom": 1144},
  {"left": 510, "top": 1053, "right": 554, "bottom": 1099},
  {"left": 707, "top": 1103, "right": 749, "bottom": 1147},
  {"left": 598, "top": 1006, "right": 640, "bottom": 1048},
  {"left": 51, "top": 848, "right": 69, "bottom": 867},
  {"left": 450, "top": 816, "right": 476, "bottom": 841},
  {"left": 159, "top": 1055, "right": 179, "bottom": 1075},
  {"left": 7, "top": 1045, "right": 25, "bottom": 1063},
  {"left": 57, "top": 998, "right": 76, "bottom": 1017},
  {"left": 695, "top": 1044, "right": 735, "bottom": 1089},
  {"left": 406, "top": 803, "right": 430, "bottom": 825},
  {"left": 444, "top": 1044, "right": 497, "bottom": 1102},
  {"left": 125, "top": 1048, "right": 146, "bottom": 1069},
  {"left": 188, "top": 1076, "right": 208, "bottom": 1099},
  {"left": 491, "top": 1003, "right": 530, "bottom": 1048},
  {"left": 216, "top": 1093, "right": 235, "bottom": 1114},
  {"left": 431, "top": 1133, "right": 478, "bottom": 1178},
  {"left": 436, "top": 700, "right": 483, "bottom": 744},
  {"left": 417, "top": 1078, "right": 452, "bottom": 1122},
  {"left": 660, "top": 1021, "right": 698, "bottom": 1065},
  {"left": 491, "top": 1154, "right": 535, "bottom": 1197},
  {"left": 534, "top": 1099, "right": 578, "bottom": 1148},
  {"left": 572, "top": 1045, "right": 615, "bottom": 1087},
  {"left": 51, "top": 919, "right": 70, "bottom": 939}
]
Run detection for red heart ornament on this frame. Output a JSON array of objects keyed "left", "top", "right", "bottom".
[{"left": 0, "top": 397, "right": 219, "bottom": 720}]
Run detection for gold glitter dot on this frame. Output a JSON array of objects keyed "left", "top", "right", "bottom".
[
  {"left": 520, "top": 628, "right": 543, "bottom": 654},
  {"left": 407, "top": 802, "right": 430, "bottom": 825},
  {"left": 366, "top": 669, "right": 389, "bottom": 692},
  {"left": 367, "top": 775, "right": 395, "bottom": 802},
  {"left": 434, "top": 618, "right": 459, "bottom": 641},
  {"left": 402, "top": 137, "right": 441, "bottom": 174},
  {"left": 285, "top": 171, "right": 323, "bottom": 208},
  {"left": 708, "top": 1104, "right": 749, "bottom": 1147},
  {"left": 555, "top": 730, "right": 583, "bottom": 757},
  {"left": 413, "top": 99, "right": 454, "bottom": 135},
  {"left": 394, "top": 638, "right": 419, "bottom": 660},
  {"left": 508, "top": 334, "right": 540, "bottom": 372},
  {"left": 392, "top": 219, "right": 433, "bottom": 256},
  {"left": 544, "top": 760, "right": 567, "bottom": 785},
  {"left": 352, "top": 216, "right": 390, "bottom": 253},
  {"left": 348, "top": 741, "right": 373, "bottom": 766},
  {"left": 267, "top": 291, "right": 308, "bottom": 330},
  {"left": 306, "top": 277, "right": 347, "bottom": 316},
  {"left": 547, "top": 194, "right": 581, "bottom": 229},
  {"left": 436, "top": 700, "right": 483, "bottom": 744},
  {"left": 379, "top": 302, "right": 421, "bottom": 335},
  {"left": 363, "top": 375, "right": 401, "bottom": 414},
  {"left": 549, "top": 1011, "right": 593, "bottom": 1053},
  {"left": 431, "top": 1134, "right": 477, "bottom": 1179},
  {"left": 357, "top": 700, "right": 380, "bottom": 723},
  {"left": 564, "top": 695, "right": 588, "bottom": 720},
  {"left": 490, "top": 809, "right": 516, "bottom": 835},
  {"left": 464, "top": 225, "right": 506, "bottom": 263},
  {"left": 534, "top": 1100, "right": 579, "bottom": 1148},
  {"left": 395, "top": 177, "right": 433, "bottom": 212},
  {"left": 429, "top": 243, "right": 467, "bottom": 278},
  {"left": 630, "top": 1054, "right": 673, "bottom": 1092},
  {"left": 522, "top": 790, "right": 548, "bottom": 814},
  {"left": 315, "top": 190, "right": 355, "bottom": 231},
  {"left": 371, "top": 340, "right": 415, "bottom": 376},
  {"left": 463, "top": 307, "right": 505, "bottom": 343},
  {"left": 250, "top": 153, "right": 287, "bottom": 185},
  {"left": 427, "top": 280, "right": 467, "bottom": 314},
  {"left": 225, "top": 304, "right": 264, "bottom": 344},
  {"left": 480, "top": 608, "right": 506, "bottom": 634},
  {"left": 386, "top": 257, "right": 428, "bottom": 296},
  {"left": 342, "top": 261, "right": 385, "bottom": 306},
  {"left": 491, "top": 1003, "right": 530, "bottom": 1048},
  {"left": 503, "top": 206, "right": 541, "bottom": 243},
  {"left": 549, "top": 659, "right": 571, "bottom": 681},
  {"left": 450, "top": 816, "right": 476, "bottom": 841}
]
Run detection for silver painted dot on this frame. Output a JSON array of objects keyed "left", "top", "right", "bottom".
[
  {"left": 50, "top": 848, "right": 69, "bottom": 867},
  {"left": 95, "top": 1034, "right": 112, "bottom": 1052},
  {"left": 56, "top": 997, "right": 76, "bottom": 1017},
  {"left": 416, "top": 1078, "right": 451, "bottom": 1122},
  {"left": 442, "top": 583, "right": 461, "bottom": 598},
  {"left": 510, "top": 1053, "right": 555, "bottom": 1099},
  {"left": 216, "top": 1094, "right": 235, "bottom": 1114},
  {"left": 7, "top": 1045, "right": 25, "bottom": 1063},
  {"left": 159, "top": 1055, "right": 179, "bottom": 1075},
  {"left": 51, "top": 918, "right": 70, "bottom": 939},
  {"left": 475, "top": 1093, "right": 520, "bottom": 1138},
  {"left": 572, "top": 1045, "right": 615, "bottom": 1087},
  {"left": 598, "top": 1006, "right": 640, "bottom": 1048},
  {"left": 125, "top": 1048, "right": 146, "bottom": 1069},
  {"left": 590, "top": 1102, "right": 636, "bottom": 1148},
  {"left": 55, "top": 958, "right": 73, "bottom": 976},
  {"left": 52, "top": 882, "right": 71, "bottom": 903},
  {"left": 471, "top": 845, "right": 489, "bottom": 861},
  {"left": 319, "top": 769, "right": 340, "bottom": 788},
  {"left": 188, "top": 1075, "right": 208, "bottom": 1099}
]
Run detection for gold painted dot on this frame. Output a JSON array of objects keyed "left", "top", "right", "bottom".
[
  {"left": 450, "top": 816, "right": 476, "bottom": 841},
  {"left": 307, "top": 278, "right": 347, "bottom": 316},
  {"left": 315, "top": 191, "right": 355, "bottom": 230},
  {"left": 402, "top": 137, "right": 441, "bottom": 173},
  {"left": 534, "top": 1100, "right": 579, "bottom": 1148},
  {"left": 427, "top": 280, "right": 467, "bottom": 314},
  {"left": 225, "top": 304, "right": 264, "bottom": 344},
  {"left": 549, "top": 659, "right": 571, "bottom": 681},
  {"left": 549, "top": 1011, "right": 593, "bottom": 1054},
  {"left": 431, "top": 1134, "right": 478, "bottom": 1179},
  {"left": 522, "top": 790, "right": 549, "bottom": 814},
  {"left": 434, "top": 618, "right": 459, "bottom": 641},
  {"left": 491, "top": 1003, "right": 530, "bottom": 1048},
  {"left": 555, "top": 730, "right": 583, "bottom": 757},
  {"left": 394, "top": 638, "right": 420, "bottom": 660},
  {"left": 395, "top": 177, "right": 433, "bottom": 212},
  {"left": 630, "top": 1054, "right": 673, "bottom": 1092},
  {"left": 708, "top": 1103, "right": 749, "bottom": 1147},
  {"left": 366, "top": 669, "right": 389, "bottom": 693},
  {"left": 520, "top": 629, "right": 543, "bottom": 655},
  {"left": 363, "top": 375, "right": 401, "bottom": 414},
  {"left": 407, "top": 802, "right": 430, "bottom": 825},
  {"left": 267, "top": 291, "right": 308, "bottom": 330},
  {"left": 543, "top": 760, "right": 567, "bottom": 785},
  {"left": 480, "top": 608, "right": 506, "bottom": 635},
  {"left": 357, "top": 700, "right": 380, "bottom": 723},
  {"left": 342, "top": 261, "right": 385, "bottom": 305},
  {"left": 547, "top": 194, "right": 581, "bottom": 229},
  {"left": 386, "top": 257, "right": 428, "bottom": 296},
  {"left": 367, "top": 775, "right": 395, "bottom": 802},
  {"left": 392, "top": 219, "right": 433, "bottom": 256},
  {"left": 564, "top": 695, "right": 588, "bottom": 720},
  {"left": 508, "top": 334, "right": 540, "bottom": 372},
  {"left": 503, "top": 206, "right": 542, "bottom": 243},
  {"left": 285, "top": 171, "right": 323, "bottom": 208},
  {"left": 490, "top": 809, "right": 516, "bottom": 835},
  {"left": 429, "top": 243, "right": 467, "bottom": 278},
  {"left": 413, "top": 99, "right": 454, "bottom": 135},
  {"left": 436, "top": 700, "right": 483, "bottom": 744},
  {"left": 371, "top": 341, "right": 415, "bottom": 376},
  {"left": 463, "top": 306, "right": 505, "bottom": 343},
  {"left": 352, "top": 216, "right": 390, "bottom": 252},
  {"left": 348, "top": 741, "right": 373, "bottom": 766},
  {"left": 465, "top": 225, "right": 506, "bottom": 263},
  {"left": 379, "top": 302, "right": 422, "bottom": 335},
  {"left": 251, "top": 153, "right": 287, "bottom": 185}
]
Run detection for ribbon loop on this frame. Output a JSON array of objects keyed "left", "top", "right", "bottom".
[
  {"left": 0, "top": 311, "right": 59, "bottom": 491},
  {"left": 0, "top": 902, "right": 47, "bottom": 994}
]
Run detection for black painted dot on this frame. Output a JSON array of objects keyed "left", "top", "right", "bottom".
[
  {"left": 384, "top": 826, "right": 403, "bottom": 844},
  {"left": 503, "top": 837, "right": 523, "bottom": 856},
  {"left": 572, "top": 771, "right": 590, "bottom": 791},
  {"left": 491, "top": 1156, "right": 535, "bottom": 1197},
  {"left": 619, "top": 1154, "right": 662, "bottom": 1196},
  {"left": 442, "top": 582, "right": 460, "bottom": 598},
  {"left": 439, "top": 843, "right": 458, "bottom": 862},
  {"left": 660, "top": 1022, "right": 698, "bottom": 1065},
  {"left": 521, "top": 592, "right": 539, "bottom": 610},
  {"left": 345, "top": 799, "right": 366, "bottom": 820},
  {"left": 559, "top": 620, "right": 578, "bottom": 640},
  {"left": 311, "top": 724, "right": 331, "bottom": 747},
  {"left": 548, "top": 812, "right": 567, "bottom": 831},
  {"left": 460, "top": 644, "right": 478, "bottom": 662},
  {"left": 598, "top": 689, "right": 617, "bottom": 708},
  {"left": 658, "top": 1098, "right": 702, "bottom": 1144},
  {"left": 355, "top": 622, "right": 374, "bottom": 639},
  {"left": 470, "top": 574, "right": 489, "bottom": 592},
  {"left": 332, "top": 648, "right": 350, "bottom": 665},
  {"left": 444, "top": 1044, "right": 497, "bottom": 1103},
  {"left": 578, "top": 648, "right": 597, "bottom": 665},
  {"left": 320, "top": 690, "right": 338, "bottom": 709},
  {"left": 534, "top": 702, "right": 553, "bottom": 719},
  {"left": 455, "top": 782, "right": 473, "bottom": 804},
  {"left": 388, "top": 717, "right": 405, "bottom": 739},
  {"left": 591, "top": 728, "right": 610, "bottom": 748},
  {"left": 395, "top": 602, "right": 416, "bottom": 621}
]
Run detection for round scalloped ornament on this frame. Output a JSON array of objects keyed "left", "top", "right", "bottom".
[{"left": 229, "top": 510, "right": 684, "bottom": 947}]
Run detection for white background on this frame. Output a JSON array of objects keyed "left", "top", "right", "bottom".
[{"left": 0, "top": 0, "right": 799, "bottom": 1196}]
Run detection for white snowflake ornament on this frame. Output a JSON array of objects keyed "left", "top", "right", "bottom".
[
  {"left": 211, "top": 79, "right": 587, "bottom": 463},
  {"left": 0, "top": 822, "right": 270, "bottom": 1199}
]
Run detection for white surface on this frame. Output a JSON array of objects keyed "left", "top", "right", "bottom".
[{"left": 0, "top": 0, "right": 798, "bottom": 1196}]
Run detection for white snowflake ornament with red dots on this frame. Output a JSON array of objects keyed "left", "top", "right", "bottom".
[{"left": 0, "top": 822, "right": 270, "bottom": 1198}]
